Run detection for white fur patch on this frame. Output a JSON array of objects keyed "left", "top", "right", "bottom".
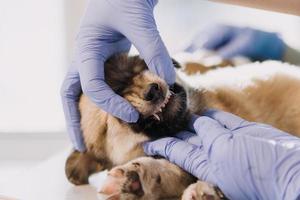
[
  {"left": 176, "top": 60, "right": 300, "bottom": 91},
  {"left": 89, "top": 170, "right": 108, "bottom": 192}
]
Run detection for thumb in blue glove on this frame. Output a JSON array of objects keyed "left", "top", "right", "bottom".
[
  {"left": 143, "top": 109, "right": 300, "bottom": 200},
  {"left": 185, "top": 24, "right": 285, "bottom": 61},
  {"left": 61, "top": 0, "right": 176, "bottom": 151}
]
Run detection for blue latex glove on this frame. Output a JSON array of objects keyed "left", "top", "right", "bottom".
[
  {"left": 144, "top": 110, "right": 300, "bottom": 200},
  {"left": 185, "top": 24, "right": 285, "bottom": 61},
  {"left": 61, "top": 0, "right": 176, "bottom": 151}
]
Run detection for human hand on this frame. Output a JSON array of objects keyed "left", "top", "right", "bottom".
[
  {"left": 143, "top": 110, "right": 300, "bottom": 199},
  {"left": 185, "top": 24, "right": 285, "bottom": 61},
  {"left": 61, "top": 0, "right": 176, "bottom": 151}
]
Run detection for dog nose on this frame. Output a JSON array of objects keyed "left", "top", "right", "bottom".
[{"left": 144, "top": 83, "right": 162, "bottom": 102}]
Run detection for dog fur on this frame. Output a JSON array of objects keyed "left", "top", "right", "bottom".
[
  {"left": 65, "top": 54, "right": 195, "bottom": 196},
  {"left": 65, "top": 54, "right": 300, "bottom": 200}
]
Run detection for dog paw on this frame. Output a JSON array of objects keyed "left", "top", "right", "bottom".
[
  {"left": 99, "top": 157, "right": 188, "bottom": 200},
  {"left": 65, "top": 150, "right": 104, "bottom": 185},
  {"left": 100, "top": 162, "right": 144, "bottom": 199},
  {"left": 121, "top": 170, "right": 144, "bottom": 197},
  {"left": 181, "top": 181, "right": 223, "bottom": 200}
]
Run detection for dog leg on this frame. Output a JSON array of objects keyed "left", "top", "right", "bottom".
[
  {"left": 100, "top": 157, "right": 194, "bottom": 200},
  {"left": 65, "top": 150, "right": 106, "bottom": 185}
]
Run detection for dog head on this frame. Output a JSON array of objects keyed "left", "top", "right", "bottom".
[{"left": 104, "top": 54, "right": 190, "bottom": 138}]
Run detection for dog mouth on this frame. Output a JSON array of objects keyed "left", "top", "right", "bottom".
[
  {"left": 148, "top": 82, "right": 187, "bottom": 122},
  {"left": 129, "top": 82, "right": 189, "bottom": 138},
  {"left": 151, "top": 90, "right": 172, "bottom": 121}
]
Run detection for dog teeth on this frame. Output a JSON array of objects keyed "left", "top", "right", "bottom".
[
  {"left": 153, "top": 114, "right": 160, "bottom": 121},
  {"left": 150, "top": 90, "right": 173, "bottom": 120}
]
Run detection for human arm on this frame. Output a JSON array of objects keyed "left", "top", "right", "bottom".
[
  {"left": 185, "top": 24, "right": 286, "bottom": 62},
  {"left": 61, "top": 0, "right": 175, "bottom": 151},
  {"left": 144, "top": 110, "right": 300, "bottom": 199},
  {"left": 186, "top": 23, "right": 300, "bottom": 67}
]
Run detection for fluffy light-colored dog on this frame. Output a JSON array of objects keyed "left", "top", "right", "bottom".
[{"left": 65, "top": 53, "right": 300, "bottom": 200}]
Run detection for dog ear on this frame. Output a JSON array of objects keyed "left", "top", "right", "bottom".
[
  {"left": 104, "top": 54, "right": 147, "bottom": 95},
  {"left": 128, "top": 55, "right": 148, "bottom": 74},
  {"left": 104, "top": 54, "right": 131, "bottom": 94}
]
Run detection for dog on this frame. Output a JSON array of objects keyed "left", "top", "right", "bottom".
[
  {"left": 65, "top": 54, "right": 199, "bottom": 199},
  {"left": 65, "top": 53, "right": 300, "bottom": 200}
]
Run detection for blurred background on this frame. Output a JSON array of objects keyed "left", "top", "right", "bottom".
[{"left": 0, "top": 0, "right": 300, "bottom": 185}]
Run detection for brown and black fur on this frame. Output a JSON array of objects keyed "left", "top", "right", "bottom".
[
  {"left": 129, "top": 83, "right": 190, "bottom": 139},
  {"left": 65, "top": 53, "right": 197, "bottom": 199},
  {"left": 105, "top": 54, "right": 191, "bottom": 139},
  {"left": 65, "top": 53, "right": 300, "bottom": 199}
]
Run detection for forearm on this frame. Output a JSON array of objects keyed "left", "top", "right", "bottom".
[{"left": 210, "top": 0, "right": 300, "bottom": 16}]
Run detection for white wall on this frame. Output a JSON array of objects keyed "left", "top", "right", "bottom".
[{"left": 0, "top": 0, "right": 66, "bottom": 132}]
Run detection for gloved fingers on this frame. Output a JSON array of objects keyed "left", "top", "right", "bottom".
[
  {"left": 187, "top": 114, "right": 201, "bottom": 132},
  {"left": 76, "top": 27, "right": 131, "bottom": 64},
  {"left": 60, "top": 66, "right": 86, "bottom": 152},
  {"left": 192, "top": 116, "right": 232, "bottom": 148},
  {"left": 175, "top": 131, "right": 203, "bottom": 147},
  {"left": 116, "top": 6, "right": 176, "bottom": 85},
  {"left": 124, "top": 28, "right": 175, "bottom": 85},
  {"left": 78, "top": 59, "right": 139, "bottom": 123},
  {"left": 217, "top": 28, "right": 285, "bottom": 61},
  {"left": 216, "top": 32, "right": 253, "bottom": 59},
  {"left": 184, "top": 24, "right": 234, "bottom": 53},
  {"left": 203, "top": 109, "right": 249, "bottom": 130},
  {"left": 78, "top": 0, "right": 175, "bottom": 84},
  {"left": 143, "top": 137, "right": 210, "bottom": 181},
  {"left": 109, "top": 37, "right": 132, "bottom": 56}
]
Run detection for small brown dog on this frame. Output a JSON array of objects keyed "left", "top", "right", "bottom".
[
  {"left": 65, "top": 54, "right": 300, "bottom": 200},
  {"left": 65, "top": 54, "right": 198, "bottom": 199}
]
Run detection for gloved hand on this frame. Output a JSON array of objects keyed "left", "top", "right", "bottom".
[
  {"left": 185, "top": 24, "right": 285, "bottom": 61},
  {"left": 144, "top": 110, "right": 300, "bottom": 200},
  {"left": 61, "top": 0, "right": 176, "bottom": 151}
]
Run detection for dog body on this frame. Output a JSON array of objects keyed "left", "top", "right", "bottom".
[
  {"left": 65, "top": 54, "right": 195, "bottom": 200},
  {"left": 191, "top": 75, "right": 300, "bottom": 138},
  {"left": 80, "top": 97, "right": 148, "bottom": 166},
  {"left": 65, "top": 53, "right": 300, "bottom": 200}
]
